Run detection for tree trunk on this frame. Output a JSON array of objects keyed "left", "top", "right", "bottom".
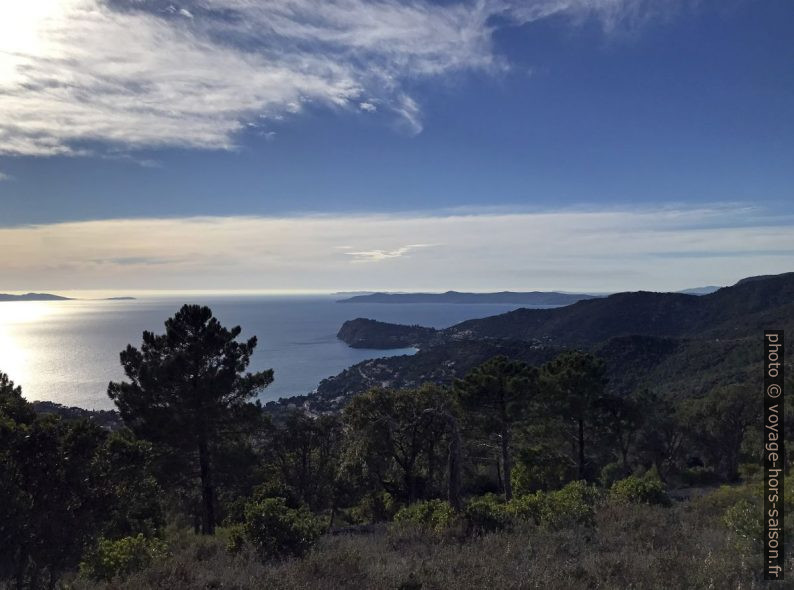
[
  {"left": 502, "top": 427, "right": 513, "bottom": 501},
  {"left": 447, "top": 414, "right": 462, "bottom": 512},
  {"left": 198, "top": 433, "right": 216, "bottom": 535},
  {"left": 578, "top": 418, "right": 585, "bottom": 480},
  {"left": 405, "top": 471, "right": 416, "bottom": 504},
  {"left": 327, "top": 500, "right": 337, "bottom": 533}
]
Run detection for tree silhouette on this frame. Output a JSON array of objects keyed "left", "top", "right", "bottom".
[
  {"left": 108, "top": 304, "right": 273, "bottom": 534},
  {"left": 541, "top": 351, "right": 607, "bottom": 481},
  {"left": 455, "top": 356, "right": 539, "bottom": 500}
]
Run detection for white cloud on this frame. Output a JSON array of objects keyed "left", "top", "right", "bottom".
[
  {"left": 0, "top": 171, "right": 12, "bottom": 181},
  {"left": 347, "top": 244, "right": 435, "bottom": 262},
  {"left": 0, "top": 0, "right": 693, "bottom": 157},
  {"left": 0, "top": 205, "right": 791, "bottom": 292}
]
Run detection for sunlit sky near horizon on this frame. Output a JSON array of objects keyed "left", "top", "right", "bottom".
[{"left": 0, "top": 0, "right": 792, "bottom": 292}]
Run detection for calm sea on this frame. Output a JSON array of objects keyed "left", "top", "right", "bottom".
[{"left": 0, "top": 295, "right": 525, "bottom": 410}]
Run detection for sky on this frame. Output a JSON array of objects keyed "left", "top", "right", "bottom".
[{"left": 0, "top": 0, "right": 792, "bottom": 293}]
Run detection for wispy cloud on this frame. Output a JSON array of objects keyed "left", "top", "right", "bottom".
[
  {"left": 0, "top": 0, "right": 694, "bottom": 157},
  {"left": 0, "top": 171, "right": 12, "bottom": 181},
  {"left": 347, "top": 244, "right": 436, "bottom": 262},
  {"left": 0, "top": 205, "right": 790, "bottom": 292}
]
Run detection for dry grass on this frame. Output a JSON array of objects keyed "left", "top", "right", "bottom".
[{"left": 67, "top": 500, "right": 792, "bottom": 590}]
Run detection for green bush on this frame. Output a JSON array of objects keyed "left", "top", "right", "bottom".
[
  {"left": 464, "top": 494, "right": 511, "bottom": 533},
  {"left": 223, "top": 523, "right": 247, "bottom": 554},
  {"left": 393, "top": 499, "right": 458, "bottom": 534},
  {"left": 511, "top": 446, "right": 575, "bottom": 494},
  {"left": 80, "top": 534, "right": 167, "bottom": 581},
  {"left": 610, "top": 475, "right": 671, "bottom": 506},
  {"left": 722, "top": 499, "right": 761, "bottom": 548},
  {"left": 692, "top": 482, "right": 761, "bottom": 517},
  {"left": 599, "top": 462, "right": 630, "bottom": 489},
  {"left": 505, "top": 492, "right": 545, "bottom": 524},
  {"left": 243, "top": 497, "right": 324, "bottom": 559},
  {"left": 540, "top": 480, "right": 600, "bottom": 528},
  {"left": 350, "top": 490, "right": 398, "bottom": 524}
]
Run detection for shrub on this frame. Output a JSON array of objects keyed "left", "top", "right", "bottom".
[
  {"left": 722, "top": 498, "right": 761, "bottom": 549},
  {"left": 464, "top": 494, "right": 511, "bottom": 533},
  {"left": 350, "top": 491, "right": 398, "bottom": 524},
  {"left": 692, "top": 482, "right": 761, "bottom": 517},
  {"left": 223, "top": 523, "right": 247, "bottom": 554},
  {"left": 599, "top": 462, "right": 630, "bottom": 489},
  {"left": 393, "top": 499, "right": 458, "bottom": 534},
  {"left": 610, "top": 475, "right": 671, "bottom": 506},
  {"left": 243, "top": 497, "right": 324, "bottom": 559},
  {"left": 80, "top": 534, "right": 167, "bottom": 581},
  {"left": 511, "top": 445, "right": 575, "bottom": 494},
  {"left": 505, "top": 492, "right": 545, "bottom": 524},
  {"left": 540, "top": 480, "right": 600, "bottom": 528}
]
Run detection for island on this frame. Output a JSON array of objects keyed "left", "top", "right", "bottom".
[
  {"left": 0, "top": 292, "right": 72, "bottom": 301},
  {"left": 337, "top": 290, "right": 600, "bottom": 305},
  {"left": 0, "top": 293, "right": 137, "bottom": 302}
]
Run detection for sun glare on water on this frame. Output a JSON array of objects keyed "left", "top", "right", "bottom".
[{"left": 0, "top": 301, "right": 63, "bottom": 396}]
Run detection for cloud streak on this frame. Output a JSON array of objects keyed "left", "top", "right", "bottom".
[
  {"left": 0, "top": 205, "right": 790, "bottom": 292},
  {"left": 0, "top": 0, "right": 694, "bottom": 156}
]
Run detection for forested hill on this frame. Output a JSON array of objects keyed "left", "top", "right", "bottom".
[
  {"left": 266, "top": 272, "right": 794, "bottom": 415},
  {"left": 338, "top": 272, "right": 794, "bottom": 349}
]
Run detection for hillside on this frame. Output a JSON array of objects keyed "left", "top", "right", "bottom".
[
  {"left": 272, "top": 272, "right": 793, "bottom": 414},
  {"left": 338, "top": 272, "right": 794, "bottom": 349}
]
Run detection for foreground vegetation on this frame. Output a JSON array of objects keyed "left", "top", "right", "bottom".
[
  {"left": 67, "top": 487, "right": 794, "bottom": 589},
  {"left": 1, "top": 304, "right": 792, "bottom": 589}
]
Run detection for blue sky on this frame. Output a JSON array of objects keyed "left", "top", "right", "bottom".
[{"left": 0, "top": 0, "right": 792, "bottom": 291}]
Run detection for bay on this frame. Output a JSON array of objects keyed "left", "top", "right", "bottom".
[{"left": 0, "top": 295, "right": 526, "bottom": 409}]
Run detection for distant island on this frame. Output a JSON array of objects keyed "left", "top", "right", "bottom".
[
  {"left": 677, "top": 286, "right": 721, "bottom": 295},
  {"left": 0, "top": 292, "right": 72, "bottom": 301},
  {"left": 0, "top": 293, "right": 136, "bottom": 301},
  {"left": 337, "top": 290, "right": 601, "bottom": 305}
]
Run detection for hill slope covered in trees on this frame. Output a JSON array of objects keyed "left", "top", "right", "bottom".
[{"left": 272, "top": 273, "right": 793, "bottom": 414}]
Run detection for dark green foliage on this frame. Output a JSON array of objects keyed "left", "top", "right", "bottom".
[
  {"left": 609, "top": 474, "right": 671, "bottom": 506},
  {"left": 343, "top": 384, "right": 453, "bottom": 504},
  {"left": 510, "top": 480, "right": 600, "bottom": 529},
  {"left": 259, "top": 411, "right": 345, "bottom": 514},
  {"left": 455, "top": 357, "right": 539, "bottom": 500},
  {"left": 463, "top": 495, "right": 511, "bottom": 533},
  {"left": 511, "top": 444, "right": 576, "bottom": 494},
  {"left": 349, "top": 491, "right": 398, "bottom": 524},
  {"left": 0, "top": 372, "right": 162, "bottom": 589},
  {"left": 678, "top": 385, "right": 759, "bottom": 481},
  {"left": 79, "top": 534, "right": 167, "bottom": 582},
  {"left": 541, "top": 351, "right": 608, "bottom": 481},
  {"left": 108, "top": 304, "right": 273, "bottom": 534},
  {"left": 393, "top": 500, "right": 458, "bottom": 534},
  {"left": 243, "top": 498, "right": 323, "bottom": 559}
]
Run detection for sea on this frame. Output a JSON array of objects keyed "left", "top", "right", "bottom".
[{"left": 0, "top": 295, "right": 526, "bottom": 410}]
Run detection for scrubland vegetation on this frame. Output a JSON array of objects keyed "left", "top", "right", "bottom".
[{"left": 1, "top": 304, "right": 791, "bottom": 589}]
